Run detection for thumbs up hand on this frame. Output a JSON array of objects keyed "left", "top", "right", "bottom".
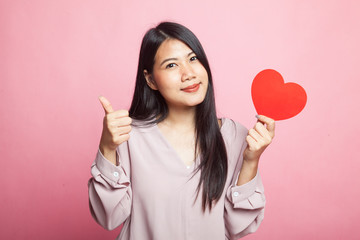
[{"left": 98, "top": 96, "right": 132, "bottom": 164}]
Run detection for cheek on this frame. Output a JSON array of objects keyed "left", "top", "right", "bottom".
[
  {"left": 158, "top": 71, "right": 180, "bottom": 86},
  {"left": 203, "top": 81, "right": 209, "bottom": 96},
  {"left": 202, "top": 72, "right": 209, "bottom": 94},
  {"left": 201, "top": 70, "right": 209, "bottom": 87},
  {"left": 153, "top": 76, "right": 176, "bottom": 92},
  {"left": 153, "top": 73, "right": 168, "bottom": 88},
  {"left": 196, "top": 65, "right": 208, "bottom": 80}
]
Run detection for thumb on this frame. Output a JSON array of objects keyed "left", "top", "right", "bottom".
[{"left": 98, "top": 96, "right": 114, "bottom": 114}]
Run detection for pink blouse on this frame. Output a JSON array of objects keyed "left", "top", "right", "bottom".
[{"left": 88, "top": 118, "right": 265, "bottom": 240}]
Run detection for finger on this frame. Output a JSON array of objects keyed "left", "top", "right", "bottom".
[
  {"left": 111, "top": 125, "right": 132, "bottom": 134},
  {"left": 99, "top": 96, "right": 114, "bottom": 114},
  {"left": 248, "top": 128, "right": 262, "bottom": 142},
  {"left": 117, "top": 125, "right": 132, "bottom": 134},
  {"left": 116, "top": 117, "right": 132, "bottom": 126},
  {"left": 113, "top": 133, "right": 130, "bottom": 145},
  {"left": 256, "top": 115, "right": 275, "bottom": 138},
  {"left": 110, "top": 126, "right": 132, "bottom": 138},
  {"left": 246, "top": 135, "right": 258, "bottom": 150},
  {"left": 107, "top": 117, "right": 132, "bottom": 128},
  {"left": 254, "top": 122, "right": 271, "bottom": 141},
  {"left": 107, "top": 109, "right": 130, "bottom": 119}
]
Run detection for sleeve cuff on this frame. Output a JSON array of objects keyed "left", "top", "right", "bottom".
[
  {"left": 95, "top": 149, "right": 124, "bottom": 183},
  {"left": 230, "top": 172, "right": 260, "bottom": 203}
]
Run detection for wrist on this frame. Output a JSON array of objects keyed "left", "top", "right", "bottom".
[
  {"left": 99, "top": 138, "right": 117, "bottom": 151},
  {"left": 236, "top": 159, "right": 259, "bottom": 186},
  {"left": 243, "top": 157, "right": 259, "bottom": 168},
  {"left": 99, "top": 143, "right": 117, "bottom": 165},
  {"left": 99, "top": 144, "right": 116, "bottom": 154}
]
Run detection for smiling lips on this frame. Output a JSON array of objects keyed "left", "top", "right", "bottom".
[{"left": 181, "top": 83, "right": 200, "bottom": 93}]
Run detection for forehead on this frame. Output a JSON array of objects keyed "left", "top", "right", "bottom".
[{"left": 154, "top": 39, "right": 193, "bottom": 62}]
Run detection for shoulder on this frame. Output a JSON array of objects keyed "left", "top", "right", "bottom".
[
  {"left": 220, "top": 118, "right": 249, "bottom": 167},
  {"left": 220, "top": 118, "right": 248, "bottom": 142}
]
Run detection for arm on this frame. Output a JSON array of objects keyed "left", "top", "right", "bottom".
[
  {"left": 88, "top": 96, "right": 133, "bottom": 230},
  {"left": 224, "top": 141, "right": 266, "bottom": 239},
  {"left": 88, "top": 144, "right": 132, "bottom": 230},
  {"left": 237, "top": 115, "right": 275, "bottom": 186},
  {"left": 224, "top": 115, "right": 275, "bottom": 239}
]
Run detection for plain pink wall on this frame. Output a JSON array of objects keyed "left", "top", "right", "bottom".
[{"left": 1, "top": 0, "right": 359, "bottom": 239}]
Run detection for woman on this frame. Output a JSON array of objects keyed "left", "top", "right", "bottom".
[{"left": 88, "top": 22, "right": 275, "bottom": 240}]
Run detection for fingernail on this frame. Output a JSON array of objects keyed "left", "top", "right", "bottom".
[{"left": 255, "top": 115, "right": 260, "bottom": 119}]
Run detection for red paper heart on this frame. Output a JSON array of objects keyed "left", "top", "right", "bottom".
[{"left": 251, "top": 69, "right": 307, "bottom": 121}]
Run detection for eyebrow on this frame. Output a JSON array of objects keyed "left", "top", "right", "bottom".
[{"left": 159, "top": 51, "right": 195, "bottom": 67}]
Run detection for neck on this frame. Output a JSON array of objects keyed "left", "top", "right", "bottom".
[{"left": 161, "top": 105, "right": 196, "bottom": 131}]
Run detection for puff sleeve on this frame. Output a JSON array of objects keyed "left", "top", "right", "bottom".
[
  {"left": 223, "top": 121, "right": 266, "bottom": 239},
  {"left": 88, "top": 141, "right": 132, "bottom": 231}
]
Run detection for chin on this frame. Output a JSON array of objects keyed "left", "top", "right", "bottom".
[{"left": 186, "top": 96, "right": 206, "bottom": 107}]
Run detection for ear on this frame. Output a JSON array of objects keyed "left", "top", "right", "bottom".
[{"left": 144, "top": 70, "right": 158, "bottom": 90}]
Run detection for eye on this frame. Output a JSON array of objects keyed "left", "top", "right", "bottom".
[
  {"left": 166, "top": 63, "right": 177, "bottom": 69},
  {"left": 190, "top": 56, "right": 198, "bottom": 61}
]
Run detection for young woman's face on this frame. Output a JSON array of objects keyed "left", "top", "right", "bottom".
[{"left": 145, "top": 39, "right": 209, "bottom": 110}]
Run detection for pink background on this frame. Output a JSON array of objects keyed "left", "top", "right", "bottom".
[{"left": 1, "top": 0, "right": 359, "bottom": 239}]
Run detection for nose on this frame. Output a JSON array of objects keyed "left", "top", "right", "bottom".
[{"left": 181, "top": 63, "right": 196, "bottom": 82}]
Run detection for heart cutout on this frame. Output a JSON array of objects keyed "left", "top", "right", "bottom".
[{"left": 251, "top": 69, "right": 307, "bottom": 121}]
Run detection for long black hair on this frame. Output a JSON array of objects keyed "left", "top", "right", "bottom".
[{"left": 129, "top": 22, "right": 228, "bottom": 211}]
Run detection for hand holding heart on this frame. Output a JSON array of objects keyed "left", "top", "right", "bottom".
[
  {"left": 243, "top": 115, "right": 275, "bottom": 163},
  {"left": 98, "top": 96, "right": 132, "bottom": 159}
]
